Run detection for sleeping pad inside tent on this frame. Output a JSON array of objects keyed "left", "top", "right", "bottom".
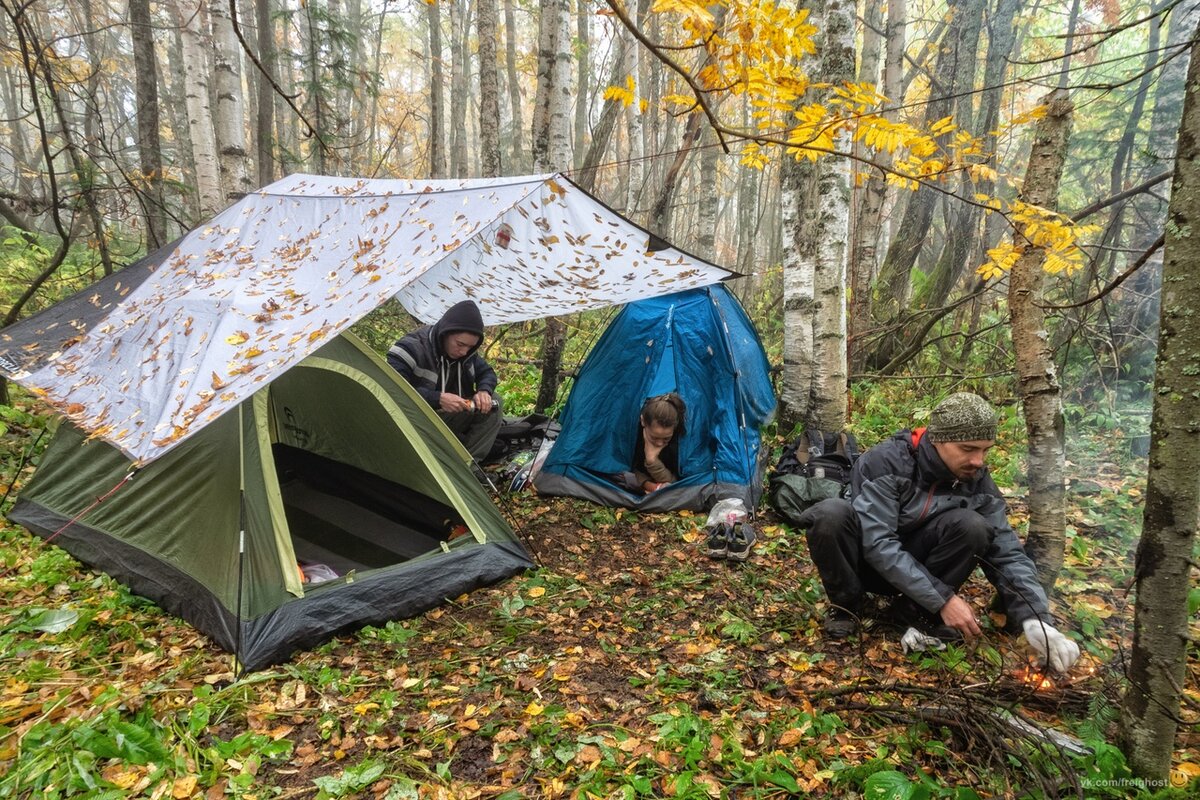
[
  {"left": 8, "top": 332, "right": 533, "bottom": 671},
  {"left": 534, "top": 284, "right": 776, "bottom": 512}
]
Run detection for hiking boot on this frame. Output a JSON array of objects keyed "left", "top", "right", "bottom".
[
  {"left": 823, "top": 608, "right": 859, "bottom": 639},
  {"left": 706, "top": 524, "right": 729, "bottom": 559},
  {"left": 726, "top": 522, "right": 756, "bottom": 562}
]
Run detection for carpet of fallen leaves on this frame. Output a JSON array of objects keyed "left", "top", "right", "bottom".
[{"left": 2, "top": 461, "right": 1199, "bottom": 799}]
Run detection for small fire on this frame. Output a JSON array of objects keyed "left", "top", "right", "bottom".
[{"left": 1017, "top": 664, "right": 1055, "bottom": 691}]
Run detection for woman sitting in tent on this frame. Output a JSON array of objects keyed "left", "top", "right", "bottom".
[{"left": 628, "top": 393, "right": 686, "bottom": 493}]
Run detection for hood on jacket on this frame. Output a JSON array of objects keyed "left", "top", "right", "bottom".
[{"left": 432, "top": 300, "right": 485, "bottom": 360}]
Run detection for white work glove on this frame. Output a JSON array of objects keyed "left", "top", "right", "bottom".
[
  {"left": 901, "top": 627, "right": 947, "bottom": 654},
  {"left": 1022, "top": 618, "right": 1081, "bottom": 673}
]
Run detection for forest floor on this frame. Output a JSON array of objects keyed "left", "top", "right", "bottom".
[{"left": 1, "top": 446, "right": 1198, "bottom": 799}]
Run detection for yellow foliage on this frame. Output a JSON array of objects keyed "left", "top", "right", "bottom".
[
  {"left": 643, "top": 0, "right": 1096, "bottom": 281},
  {"left": 602, "top": 74, "right": 639, "bottom": 108},
  {"left": 652, "top": 0, "right": 715, "bottom": 26}
]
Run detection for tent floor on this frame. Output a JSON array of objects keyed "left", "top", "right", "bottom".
[{"left": 274, "top": 445, "right": 455, "bottom": 576}]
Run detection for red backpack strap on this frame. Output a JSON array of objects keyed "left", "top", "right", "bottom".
[{"left": 911, "top": 427, "right": 927, "bottom": 449}]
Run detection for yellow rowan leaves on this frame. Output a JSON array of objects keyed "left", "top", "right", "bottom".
[
  {"left": 977, "top": 201, "right": 1099, "bottom": 280},
  {"left": 603, "top": 75, "right": 639, "bottom": 108}
]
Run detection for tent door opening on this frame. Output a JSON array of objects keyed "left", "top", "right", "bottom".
[
  {"left": 273, "top": 444, "right": 453, "bottom": 575},
  {"left": 266, "top": 364, "right": 466, "bottom": 578}
]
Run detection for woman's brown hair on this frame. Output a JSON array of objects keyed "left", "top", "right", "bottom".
[{"left": 641, "top": 393, "right": 686, "bottom": 433}]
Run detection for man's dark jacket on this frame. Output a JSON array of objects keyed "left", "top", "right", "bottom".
[
  {"left": 849, "top": 429, "right": 1050, "bottom": 625},
  {"left": 386, "top": 301, "right": 498, "bottom": 408}
]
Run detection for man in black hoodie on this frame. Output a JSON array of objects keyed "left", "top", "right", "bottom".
[{"left": 387, "top": 300, "right": 502, "bottom": 462}]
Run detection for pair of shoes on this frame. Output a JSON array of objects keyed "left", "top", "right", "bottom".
[
  {"left": 705, "top": 522, "right": 758, "bottom": 561},
  {"left": 823, "top": 608, "right": 859, "bottom": 639},
  {"left": 726, "top": 522, "right": 756, "bottom": 562}
]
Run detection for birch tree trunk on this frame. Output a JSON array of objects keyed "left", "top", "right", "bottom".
[
  {"left": 449, "top": 0, "right": 468, "bottom": 177},
  {"left": 696, "top": 126, "right": 719, "bottom": 260},
  {"left": 210, "top": 0, "right": 251, "bottom": 199},
  {"left": 623, "top": 27, "right": 644, "bottom": 218},
  {"left": 164, "top": 20, "right": 196, "bottom": 217},
  {"left": 531, "top": 0, "right": 571, "bottom": 413},
  {"left": 478, "top": 0, "right": 501, "bottom": 177},
  {"left": 780, "top": 149, "right": 814, "bottom": 426},
  {"left": 574, "top": 6, "right": 589, "bottom": 169},
  {"left": 299, "top": 0, "right": 327, "bottom": 173},
  {"left": 1008, "top": 89, "right": 1071, "bottom": 594},
  {"left": 503, "top": 0, "right": 524, "bottom": 171},
  {"left": 1120, "top": 25, "right": 1200, "bottom": 781},
  {"left": 255, "top": 0, "right": 276, "bottom": 185},
  {"left": 343, "top": 0, "right": 363, "bottom": 169},
  {"left": 427, "top": 0, "right": 446, "bottom": 178},
  {"left": 173, "top": 0, "right": 223, "bottom": 219},
  {"left": 274, "top": 0, "right": 296, "bottom": 171},
  {"left": 129, "top": 0, "right": 168, "bottom": 246},
  {"left": 798, "top": 0, "right": 851, "bottom": 430}
]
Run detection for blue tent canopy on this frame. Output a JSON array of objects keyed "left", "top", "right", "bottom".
[{"left": 535, "top": 284, "right": 776, "bottom": 511}]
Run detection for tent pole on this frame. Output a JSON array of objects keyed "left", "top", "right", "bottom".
[{"left": 235, "top": 404, "right": 246, "bottom": 678}]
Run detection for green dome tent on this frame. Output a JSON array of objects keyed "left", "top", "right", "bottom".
[{"left": 6, "top": 246, "right": 532, "bottom": 670}]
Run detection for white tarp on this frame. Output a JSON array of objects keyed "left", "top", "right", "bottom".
[{"left": 9, "top": 173, "right": 731, "bottom": 464}]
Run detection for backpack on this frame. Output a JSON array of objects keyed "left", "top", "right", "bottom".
[
  {"left": 484, "top": 413, "right": 560, "bottom": 465},
  {"left": 768, "top": 428, "right": 861, "bottom": 523}
]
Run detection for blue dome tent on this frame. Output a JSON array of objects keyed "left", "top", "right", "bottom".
[{"left": 534, "top": 284, "right": 776, "bottom": 511}]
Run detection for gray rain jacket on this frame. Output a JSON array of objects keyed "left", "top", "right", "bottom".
[{"left": 849, "top": 429, "right": 1050, "bottom": 625}]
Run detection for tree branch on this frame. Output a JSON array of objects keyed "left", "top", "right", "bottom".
[
  {"left": 1039, "top": 233, "right": 1164, "bottom": 311},
  {"left": 1069, "top": 170, "right": 1171, "bottom": 221}
]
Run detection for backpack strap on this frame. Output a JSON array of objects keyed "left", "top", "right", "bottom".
[
  {"left": 805, "top": 427, "right": 826, "bottom": 460},
  {"left": 841, "top": 431, "right": 860, "bottom": 461}
]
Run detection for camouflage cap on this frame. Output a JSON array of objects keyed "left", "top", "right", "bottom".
[{"left": 927, "top": 392, "right": 997, "bottom": 443}]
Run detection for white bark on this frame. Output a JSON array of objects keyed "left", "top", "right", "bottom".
[
  {"left": 623, "top": 27, "right": 643, "bottom": 217},
  {"left": 173, "top": 0, "right": 223, "bottom": 218},
  {"left": 209, "top": 0, "right": 251, "bottom": 198},
  {"left": 780, "top": 153, "right": 815, "bottom": 422}
]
